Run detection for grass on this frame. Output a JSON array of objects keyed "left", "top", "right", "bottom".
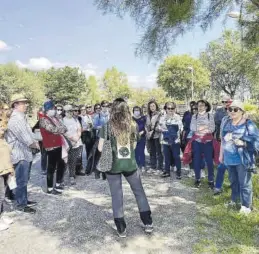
[{"left": 183, "top": 173, "right": 259, "bottom": 254}]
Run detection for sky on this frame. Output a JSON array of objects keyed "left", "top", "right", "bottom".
[{"left": 0, "top": 0, "right": 238, "bottom": 89}]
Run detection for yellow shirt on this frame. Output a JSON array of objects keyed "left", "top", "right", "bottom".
[{"left": 0, "top": 139, "right": 14, "bottom": 175}]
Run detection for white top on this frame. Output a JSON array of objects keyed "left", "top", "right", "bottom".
[
  {"left": 80, "top": 114, "right": 93, "bottom": 131},
  {"left": 63, "top": 117, "right": 82, "bottom": 148}
]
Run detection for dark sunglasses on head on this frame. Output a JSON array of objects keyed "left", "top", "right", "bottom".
[
  {"left": 167, "top": 107, "right": 175, "bottom": 110},
  {"left": 222, "top": 101, "right": 228, "bottom": 103},
  {"left": 228, "top": 107, "right": 240, "bottom": 113}
]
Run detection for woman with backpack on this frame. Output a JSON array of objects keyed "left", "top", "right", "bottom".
[
  {"left": 97, "top": 98, "right": 153, "bottom": 238},
  {"left": 219, "top": 100, "right": 259, "bottom": 214},
  {"left": 190, "top": 100, "right": 215, "bottom": 188}
]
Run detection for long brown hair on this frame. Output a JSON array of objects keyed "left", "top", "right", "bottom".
[{"left": 109, "top": 98, "right": 136, "bottom": 145}]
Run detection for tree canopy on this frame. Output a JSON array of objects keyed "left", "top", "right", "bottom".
[
  {"left": 95, "top": 0, "right": 259, "bottom": 58},
  {"left": 157, "top": 54, "right": 210, "bottom": 101},
  {"left": 200, "top": 30, "right": 258, "bottom": 99}
]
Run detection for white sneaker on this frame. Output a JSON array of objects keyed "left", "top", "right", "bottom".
[
  {"left": 146, "top": 168, "right": 155, "bottom": 174},
  {"left": 239, "top": 206, "right": 251, "bottom": 215},
  {"left": 201, "top": 170, "right": 206, "bottom": 179},
  {"left": 2, "top": 216, "right": 14, "bottom": 225},
  {"left": 154, "top": 170, "right": 160, "bottom": 176},
  {"left": 0, "top": 221, "right": 9, "bottom": 231}
]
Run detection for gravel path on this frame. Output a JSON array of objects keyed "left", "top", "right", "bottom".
[{"left": 0, "top": 155, "right": 198, "bottom": 254}]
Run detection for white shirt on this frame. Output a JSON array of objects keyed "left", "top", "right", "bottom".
[
  {"left": 80, "top": 114, "right": 93, "bottom": 131},
  {"left": 63, "top": 117, "right": 82, "bottom": 148}
]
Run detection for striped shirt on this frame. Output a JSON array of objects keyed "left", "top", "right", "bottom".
[
  {"left": 190, "top": 112, "right": 215, "bottom": 139},
  {"left": 6, "top": 110, "right": 35, "bottom": 164}
]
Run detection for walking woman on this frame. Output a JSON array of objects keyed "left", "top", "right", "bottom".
[
  {"left": 0, "top": 103, "right": 14, "bottom": 231},
  {"left": 97, "top": 98, "right": 153, "bottom": 238},
  {"left": 132, "top": 106, "right": 146, "bottom": 172},
  {"left": 190, "top": 100, "right": 215, "bottom": 188},
  {"left": 220, "top": 101, "right": 259, "bottom": 214},
  {"left": 146, "top": 100, "right": 163, "bottom": 174},
  {"left": 159, "top": 102, "right": 183, "bottom": 179}
]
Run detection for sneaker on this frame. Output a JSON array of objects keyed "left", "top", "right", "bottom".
[
  {"left": 55, "top": 185, "right": 64, "bottom": 192},
  {"left": 4, "top": 197, "right": 13, "bottom": 204},
  {"left": 76, "top": 171, "right": 86, "bottom": 176},
  {"left": 1, "top": 216, "right": 14, "bottom": 225},
  {"left": 0, "top": 221, "right": 9, "bottom": 231},
  {"left": 187, "top": 171, "right": 195, "bottom": 178},
  {"left": 176, "top": 175, "right": 182, "bottom": 180},
  {"left": 213, "top": 188, "right": 222, "bottom": 196},
  {"left": 154, "top": 170, "right": 161, "bottom": 176},
  {"left": 208, "top": 181, "right": 214, "bottom": 190},
  {"left": 144, "top": 224, "right": 154, "bottom": 234},
  {"left": 70, "top": 177, "right": 76, "bottom": 185},
  {"left": 17, "top": 206, "right": 36, "bottom": 214},
  {"left": 117, "top": 229, "right": 127, "bottom": 238},
  {"left": 201, "top": 170, "right": 206, "bottom": 179},
  {"left": 27, "top": 201, "right": 37, "bottom": 207},
  {"left": 146, "top": 168, "right": 155, "bottom": 174},
  {"left": 194, "top": 180, "right": 201, "bottom": 188},
  {"left": 161, "top": 172, "right": 170, "bottom": 178},
  {"left": 239, "top": 206, "right": 251, "bottom": 215},
  {"left": 47, "top": 189, "right": 62, "bottom": 195},
  {"left": 224, "top": 201, "right": 236, "bottom": 208}
]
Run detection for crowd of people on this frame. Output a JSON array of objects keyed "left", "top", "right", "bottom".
[{"left": 0, "top": 93, "right": 259, "bottom": 237}]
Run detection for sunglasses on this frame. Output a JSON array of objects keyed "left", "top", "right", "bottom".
[
  {"left": 228, "top": 107, "right": 240, "bottom": 113},
  {"left": 95, "top": 107, "right": 101, "bottom": 110},
  {"left": 73, "top": 110, "right": 79, "bottom": 112},
  {"left": 222, "top": 101, "right": 228, "bottom": 103},
  {"left": 167, "top": 107, "right": 175, "bottom": 110},
  {"left": 192, "top": 108, "right": 198, "bottom": 111},
  {"left": 86, "top": 106, "right": 92, "bottom": 109},
  {"left": 57, "top": 109, "right": 62, "bottom": 111}
]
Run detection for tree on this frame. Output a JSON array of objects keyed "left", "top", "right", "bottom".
[
  {"left": 95, "top": 0, "right": 259, "bottom": 58},
  {"left": 0, "top": 63, "right": 45, "bottom": 106},
  {"left": 42, "top": 66, "right": 87, "bottom": 104},
  {"left": 200, "top": 30, "right": 257, "bottom": 99},
  {"left": 157, "top": 55, "right": 210, "bottom": 101},
  {"left": 101, "top": 67, "right": 132, "bottom": 101},
  {"left": 81, "top": 75, "right": 101, "bottom": 104}
]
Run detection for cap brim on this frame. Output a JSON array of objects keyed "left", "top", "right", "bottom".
[{"left": 10, "top": 98, "right": 29, "bottom": 105}]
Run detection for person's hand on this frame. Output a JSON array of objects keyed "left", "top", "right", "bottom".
[
  {"left": 219, "top": 154, "right": 223, "bottom": 163},
  {"left": 234, "top": 139, "right": 246, "bottom": 146},
  {"left": 139, "top": 131, "right": 144, "bottom": 136}
]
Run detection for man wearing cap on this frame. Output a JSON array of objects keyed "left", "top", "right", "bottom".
[
  {"left": 6, "top": 94, "right": 39, "bottom": 214},
  {"left": 40, "top": 100, "right": 67, "bottom": 195},
  {"left": 214, "top": 96, "right": 232, "bottom": 141}
]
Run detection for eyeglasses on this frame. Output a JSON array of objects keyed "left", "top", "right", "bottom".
[
  {"left": 228, "top": 107, "right": 240, "bottom": 113},
  {"left": 222, "top": 101, "right": 228, "bottom": 103}
]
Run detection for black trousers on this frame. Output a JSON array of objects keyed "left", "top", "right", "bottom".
[{"left": 46, "top": 147, "right": 65, "bottom": 188}]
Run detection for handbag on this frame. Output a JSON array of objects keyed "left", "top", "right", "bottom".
[{"left": 96, "top": 123, "right": 113, "bottom": 172}]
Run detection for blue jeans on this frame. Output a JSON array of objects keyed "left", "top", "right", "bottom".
[
  {"left": 215, "top": 163, "right": 227, "bottom": 189},
  {"left": 228, "top": 164, "right": 252, "bottom": 208},
  {"left": 149, "top": 138, "right": 163, "bottom": 170},
  {"left": 14, "top": 160, "right": 30, "bottom": 207},
  {"left": 192, "top": 141, "right": 214, "bottom": 182},
  {"left": 163, "top": 144, "right": 181, "bottom": 173},
  {"left": 135, "top": 138, "right": 146, "bottom": 168}
]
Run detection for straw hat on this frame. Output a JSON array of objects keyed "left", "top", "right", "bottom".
[{"left": 10, "top": 93, "right": 29, "bottom": 107}]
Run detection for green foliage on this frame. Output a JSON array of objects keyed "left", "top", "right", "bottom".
[
  {"left": 200, "top": 30, "right": 257, "bottom": 99},
  {"left": 102, "top": 67, "right": 132, "bottom": 101},
  {"left": 130, "top": 87, "right": 169, "bottom": 106},
  {"left": 157, "top": 54, "right": 210, "bottom": 100},
  {"left": 0, "top": 63, "right": 45, "bottom": 107},
  {"left": 42, "top": 66, "right": 87, "bottom": 104},
  {"left": 80, "top": 75, "right": 101, "bottom": 105},
  {"left": 183, "top": 172, "right": 259, "bottom": 253}
]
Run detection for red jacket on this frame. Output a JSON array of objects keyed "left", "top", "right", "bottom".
[
  {"left": 183, "top": 134, "right": 220, "bottom": 165},
  {"left": 40, "top": 116, "right": 63, "bottom": 149}
]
